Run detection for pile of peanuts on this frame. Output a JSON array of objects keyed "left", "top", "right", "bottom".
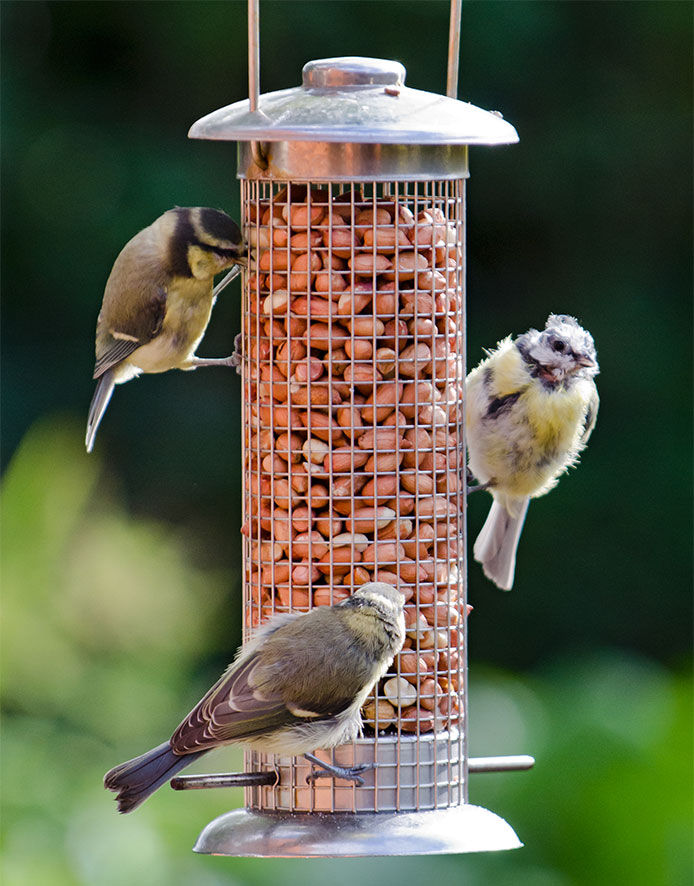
[{"left": 242, "top": 184, "right": 466, "bottom": 734}]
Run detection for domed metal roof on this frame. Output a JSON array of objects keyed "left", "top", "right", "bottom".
[{"left": 189, "top": 57, "right": 518, "bottom": 146}]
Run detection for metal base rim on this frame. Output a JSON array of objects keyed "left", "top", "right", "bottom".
[{"left": 193, "top": 805, "right": 522, "bottom": 857}]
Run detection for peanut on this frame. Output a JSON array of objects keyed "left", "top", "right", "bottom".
[
  {"left": 343, "top": 363, "right": 383, "bottom": 391},
  {"left": 384, "top": 676, "right": 417, "bottom": 708},
  {"left": 292, "top": 562, "right": 320, "bottom": 585},
  {"left": 345, "top": 507, "right": 396, "bottom": 534},
  {"left": 362, "top": 382, "right": 403, "bottom": 423},
  {"left": 383, "top": 250, "right": 428, "bottom": 280},
  {"left": 362, "top": 698, "right": 397, "bottom": 730},
  {"left": 322, "top": 223, "right": 356, "bottom": 258},
  {"left": 346, "top": 316, "right": 386, "bottom": 338},
  {"left": 316, "top": 545, "right": 355, "bottom": 575},
  {"left": 282, "top": 202, "right": 325, "bottom": 229},
  {"left": 359, "top": 474, "right": 399, "bottom": 506},
  {"left": 326, "top": 446, "right": 370, "bottom": 473},
  {"left": 361, "top": 541, "right": 406, "bottom": 565},
  {"left": 337, "top": 289, "right": 372, "bottom": 316},
  {"left": 291, "top": 295, "right": 333, "bottom": 318},
  {"left": 291, "top": 531, "right": 328, "bottom": 560},
  {"left": 331, "top": 532, "right": 370, "bottom": 551},
  {"left": 303, "top": 321, "right": 347, "bottom": 351},
  {"left": 349, "top": 253, "right": 392, "bottom": 276},
  {"left": 357, "top": 427, "right": 402, "bottom": 451},
  {"left": 314, "top": 511, "right": 343, "bottom": 538},
  {"left": 362, "top": 226, "right": 411, "bottom": 252},
  {"left": 314, "top": 271, "right": 347, "bottom": 295},
  {"left": 302, "top": 437, "right": 329, "bottom": 465},
  {"left": 344, "top": 338, "right": 373, "bottom": 361},
  {"left": 399, "top": 707, "right": 435, "bottom": 734},
  {"left": 297, "top": 410, "right": 343, "bottom": 443},
  {"left": 397, "top": 342, "right": 432, "bottom": 379}
]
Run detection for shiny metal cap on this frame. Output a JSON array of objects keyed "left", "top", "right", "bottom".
[{"left": 189, "top": 56, "right": 518, "bottom": 146}]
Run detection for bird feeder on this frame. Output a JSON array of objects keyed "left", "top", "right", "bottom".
[{"left": 180, "top": 9, "right": 531, "bottom": 857}]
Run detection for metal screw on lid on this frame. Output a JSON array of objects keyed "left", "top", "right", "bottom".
[{"left": 302, "top": 57, "right": 406, "bottom": 89}]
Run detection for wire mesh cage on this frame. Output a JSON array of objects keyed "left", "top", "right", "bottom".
[
  {"left": 241, "top": 178, "right": 466, "bottom": 815},
  {"left": 186, "top": 55, "right": 526, "bottom": 857}
]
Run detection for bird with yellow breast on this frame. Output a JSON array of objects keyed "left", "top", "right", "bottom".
[
  {"left": 86, "top": 207, "right": 246, "bottom": 452},
  {"left": 466, "top": 314, "right": 599, "bottom": 590}
]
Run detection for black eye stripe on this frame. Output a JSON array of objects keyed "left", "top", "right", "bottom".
[
  {"left": 191, "top": 238, "right": 243, "bottom": 258},
  {"left": 170, "top": 209, "right": 195, "bottom": 277}
]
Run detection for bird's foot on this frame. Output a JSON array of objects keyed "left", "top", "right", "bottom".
[
  {"left": 303, "top": 753, "right": 374, "bottom": 786},
  {"left": 466, "top": 469, "right": 492, "bottom": 495},
  {"left": 467, "top": 482, "right": 492, "bottom": 495}
]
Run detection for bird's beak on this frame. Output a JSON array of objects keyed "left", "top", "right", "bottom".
[{"left": 575, "top": 353, "right": 596, "bottom": 368}]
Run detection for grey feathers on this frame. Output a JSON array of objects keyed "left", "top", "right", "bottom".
[
  {"left": 85, "top": 370, "right": 115, "bottom": 453},
  {"left": 473, "top": 497, "right": 530, "bottom": 591},
  {"left": 103, "top": 584, "right": 404, "bottom": 812},
  {"left": 103, "top": 742, "right": 204, "bottom": 814}
]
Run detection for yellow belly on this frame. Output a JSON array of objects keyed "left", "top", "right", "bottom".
[
  {"left": 128, "top": 287, "right": 215, "bottom": 374},
  {"left": 466, "top": 344, "right": 592, "bottom": 500}
]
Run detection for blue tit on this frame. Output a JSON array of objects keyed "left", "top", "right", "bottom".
[
  {"left": 85, "top": 207, "right": 246, "bottom": 452},
  {"left": 104, "top": 582, "right": 405, "bottom": 813},
  {"left": 466, "top": 314, "right": 599, "bottom": 590}
]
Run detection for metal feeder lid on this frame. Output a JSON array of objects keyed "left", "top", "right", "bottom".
[{"left": 189, "top": 56, "right": 518, "bottom": 146}]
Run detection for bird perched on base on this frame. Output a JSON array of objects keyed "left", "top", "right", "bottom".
[
  {"left": 466, "top": 314, "right": 599, "bottom": 590},
  {"left": 104, "top": 582, "right": 405, "bottom": 813},
  {"left": 85, "top": 207, "right": 246, "bottom": 452}
]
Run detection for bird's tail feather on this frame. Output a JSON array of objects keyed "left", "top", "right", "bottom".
[
  {"left": 85, "top": 370, "right": 115, "bottom": 453},
  {"left": 473, "top": 497, "right": 530, "bottom": 591},
  {"left": 104, "top": 741, "right": 205, "bottom": 813}
]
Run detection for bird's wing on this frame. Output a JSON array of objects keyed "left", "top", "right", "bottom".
[
  {"left": 93, "top": 286, "right": 167, "bottom": 379},
  {"left": 581, "top": 384, "right": 600, "bottom": 444},
  {"left": 169, "top": 653, "right": 357, "bottom": 754},
  {"left": 170, "top": 652, "right": 297, "bottom": 753},
  {"left": 170, "top": 614, "right": 370, "bottom": 755}
]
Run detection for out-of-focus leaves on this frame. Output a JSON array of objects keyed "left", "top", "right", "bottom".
[
  {"left": 468, "top": 653, "right": 693, "bottom": 886},
  {"left": 1, "top": 417, "right": 236, "bottom": 733}
]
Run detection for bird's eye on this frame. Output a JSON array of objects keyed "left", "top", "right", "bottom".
[{"left": 552, "top": 340, "right": 565, "bottom": 352}]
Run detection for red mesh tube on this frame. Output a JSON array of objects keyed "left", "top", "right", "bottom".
[{"left": 240, "top": 179, "right": 468, "bottom": 812}]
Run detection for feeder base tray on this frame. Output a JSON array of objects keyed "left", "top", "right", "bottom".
[{"left": 193, "top": 805, "right": 522, "bottom": 857}]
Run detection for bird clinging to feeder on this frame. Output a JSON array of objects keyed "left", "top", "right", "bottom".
[
  {"left": 104, "top": 583, "right": 404, "bottom": 812},
  {"left": 466, "top": 314, "right": 600, "bottom": 590},
  {"left": 85, "top": 206, "right": 246, "bottom": 452}
]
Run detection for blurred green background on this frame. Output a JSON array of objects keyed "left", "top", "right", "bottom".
[{"left": 1, "top": 1, "right": 691, "bottom": 884}]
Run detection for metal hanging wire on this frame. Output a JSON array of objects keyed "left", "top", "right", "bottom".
[
  {"left": 248, "top": 0, "right": 267, "bottom": 170},
  {"left": 447, "top": 0, "right": 462, "bottom": 98}
]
